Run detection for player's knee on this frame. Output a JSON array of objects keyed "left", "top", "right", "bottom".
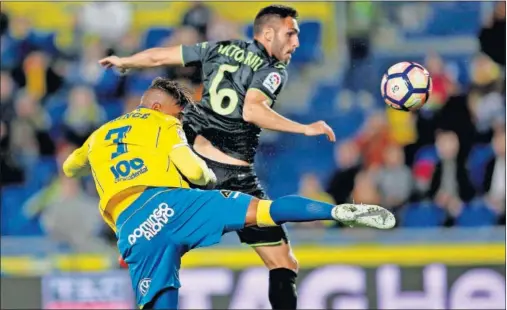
[
  {"left": 255, "top": 242, "right": 299, "bottom": 272},
  {"left": 245, "top": 199, "right": 277, "bottom": 228}
]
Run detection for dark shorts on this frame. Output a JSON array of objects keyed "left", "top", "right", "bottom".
[{"left": 199, "top": 155, "right": 289, "bottom": 246}]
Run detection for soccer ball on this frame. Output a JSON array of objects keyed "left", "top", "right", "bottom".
[{"left": 380, "top": 62, "right": 432, "bottom": 111}]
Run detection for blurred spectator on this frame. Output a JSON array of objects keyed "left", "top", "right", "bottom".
[
  {"left": 0, "top": 120, "right": 25, "bottom": 185},
  {"left": 11, "top": 51, "right": 64, "bottom": 102},
  {"left": 206, "top": 17, "right": 243, "bottom": 42},
  {"left": 344, "top": 2, "right": 377, "bottom": 91},
  {"left": 10, "top": 89, "right": 55, "bottom": 167},
  {"left": 352, "top": 170, "right": 382, "bottom": 206},
  {"left": 62, "top": 85, "right": 106, "bottom": 145},
  {"left": 181, "top": 2, "right": 213, "bottom": 41},
  {"left": 327, "top": 140, "right": 361, "bottom": 204},
  {"left": 114, "top": 32, "right": 141, "bottom": 57},
  {"left": 298, "top": 173, "right": 336, "bottom": 228},
  {"left": 355, "top": 112, "right": 392, "bottom": 169},
  {"left": 163, "top": 27, "right": 202, "bottom": 87},
  {"left": 423, "top": 53, "right": 457, "bottom": 111},
  {"left": 300, "top": 173, "right": 336, "bottom": 204},
  {"left": 78, "top": 2, "right": 133, "bottom": 47},
  {"left": 1, "top": 70, "right": 16, "bottom": 122},
  {"left": 23, "top": 143, "right": 111, "bottom": 253},
  {"left": 374, "top": 144, "right": 413, "bottom": 209},
  {"left": 467, "top": 53, "right": 505, "bottom": 140},
  {"left": 1, "top": 15, "right": 31, "bottom": 70},
  {"left": 428, "top": 131, "right": 475, "bottom": 216},
  {"left": 479, "top": 1, "right": 506, "bottom": 66},
  {"left": 66, "top": 39, "right": 106, "bottom": 86},
  {"left": 483, "top": 129, "right": 506, "bottom": 215},
  {"left": 0, "top": 10, "right": 8, "bottom": 36},
  {"left": 123, "top": 93, "right": 143, "bottom": 114}
]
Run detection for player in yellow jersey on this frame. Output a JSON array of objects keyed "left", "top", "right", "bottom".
[{"left": 63, "top": 78, "right": 395, "bottom": 309}]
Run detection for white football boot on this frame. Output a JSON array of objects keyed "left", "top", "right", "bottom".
[{"left": 332, "top": 203, "right": 396, "bottom": 229}]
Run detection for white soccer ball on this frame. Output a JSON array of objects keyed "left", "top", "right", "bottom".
[{"left": 380, "top": 61, "right": 432, "bottom": 111}]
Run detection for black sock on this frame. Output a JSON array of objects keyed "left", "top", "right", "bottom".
[{"left": 268, "top": 268, "right": 298, "bottom": 309}]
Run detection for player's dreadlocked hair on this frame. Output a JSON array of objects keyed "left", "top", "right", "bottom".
[
  {"left": 149, "top": 77, "right": 194, "bottom": 108},
  {"left": 253, "top": 5, "right": 299, "bottom": 35}
]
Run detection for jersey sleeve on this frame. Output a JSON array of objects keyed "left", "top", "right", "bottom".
[
  {"left": 62, "top": 135, "right": 92, "bottom": 178},
  {"left": 166, "top": 123, "right": 189, "bottom": 150},
  {"left": 166, "top": 123, "right": 215, "bottom": 186},
  {"left": 181, "top": 41, "right": 215, "bottom": 67},
  {"left": 248, "top": 66, "right": 288, "bottom": 102}
]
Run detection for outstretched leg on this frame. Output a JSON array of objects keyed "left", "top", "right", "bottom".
[{"left": 243, "top": 195, "right": 396, "bottom": 229}]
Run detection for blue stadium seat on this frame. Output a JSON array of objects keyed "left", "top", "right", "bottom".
[
  {"left": 291, "top": 21, "right": 322, "bottom": 64},
  {"left": 0, "top": 185, "right": 43, "bottom": 236},
  {"left": 244, "top": 24, "right": 254, "bottom": 40},
  {"left": 455, "top": 199, "right": 497, "bottom": 227},
  {"left": 414, "top": 145, "right": 438, "bottom": 163},
  {"left": 27, "top": 30, "right": 59, "bottom": 56},
  {"left": 402, "top": 2, "right": 481, "bottom": 39},
  {"left": 99, "top": 99, "right": 124, "bottom": 120},
  {"left": 243, "top": 21, "right": 322, "bottom": 65},
  {"left": 142, "top": 27, "right": 173, "bottom": 50},
  {"left": 126, "top": 72, "right": 160, "bottom": 95},
  {"left": 467, "top": 144, "right": 495, "bottom": 192},
  {"left": 1, "top": 186, "right": 25, "bottom": 235},
  {"left": 25, "top": 157, "right": 57, "bottom": 191},
  {"left": 95, "top": 69, "right": 123, "bottom": 97},
  {"left": 400, "top": 201, "right": 447, "bottom": 227}
]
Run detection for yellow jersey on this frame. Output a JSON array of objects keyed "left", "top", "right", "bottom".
[{"left": 63, "top": 107, "right": 214, "bottom": 231}]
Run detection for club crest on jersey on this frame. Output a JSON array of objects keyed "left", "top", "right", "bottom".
[
  {"left": 220, "top": 190, "right": 232, "bottom": 198},
  {"left": 263, "top": 72, "right": 282, "bottom": 94},
  {"left": 139, "top": 278, "right": 151, "bottom": 296}
]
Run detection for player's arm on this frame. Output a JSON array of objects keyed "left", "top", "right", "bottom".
[
  {"left": 244, "top": 68, "right": 336, "bottom": 142},
  {"left": 62, "top": 138, "right": 92, "bottom": 178},
  {"left": 167, "top": 124, "right": 216, "bottom": 187},
  {"left": 98, "top": 42, "right": 212, "bottom": 70}
]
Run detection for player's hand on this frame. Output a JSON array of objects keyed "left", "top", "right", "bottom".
[
  {"left": 304, "top": 121, "right": 336, "bottom": 142},
  {"left": 204, "top": 168, "right": 217, "bottom": 190},
  {"left": 98, "top": 56, "right": 130, "bottom": 74}
]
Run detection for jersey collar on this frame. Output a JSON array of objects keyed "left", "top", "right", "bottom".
[{"left": 253, "top": 39, "right": 276, "bottom": 63}]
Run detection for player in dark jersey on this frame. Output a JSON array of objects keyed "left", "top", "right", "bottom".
[{"left": 99, "top": 5, "right": 336, "bottom": 309}]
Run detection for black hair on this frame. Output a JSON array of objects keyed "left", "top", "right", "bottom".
[
  {"left": 253, "top": 5, "right": 298, "bottom": 35},
  {"left": 149, "top": 77, "right": 193, "bottom": 108}
]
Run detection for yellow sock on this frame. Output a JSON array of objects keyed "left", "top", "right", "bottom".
[{"left": 256, "top": 200, "right": 277, "bottom": 227}]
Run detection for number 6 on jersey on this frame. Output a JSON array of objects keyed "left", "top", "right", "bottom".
[{"left": 209, "top": 64, "right": 239, "bottom": 116}]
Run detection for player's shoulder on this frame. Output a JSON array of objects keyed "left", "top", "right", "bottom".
[
  {"left": 205, "top": 39, "right": 249, "bottom": 53},
  {"left": 268, "top": 61, "right": 288, "bottom": 74},
  {"left": 256, "top": 60, "right": 288, "bottom": 79},
  {"left": 164, "top": 115, "right": 182, "bottom": 127}
]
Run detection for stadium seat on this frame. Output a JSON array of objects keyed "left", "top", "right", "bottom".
[
  {"left": 292, "top": 21, "right": 322, "bottom": 64},
  {"left": 1, "top": 186, "right": 25, "bottom": 235},
  {"left": 27, "top": 30, "right": 60, "bottom": 56},
  {"left": 243, "top": 21, "right": 322, "bottom": 65},
  {"left": 25, "top": 157, "right": 58, "bottom": 191},
  {"left": 95, "top": 69, "right": 123, "bottom": 98},
  {"left": 467, "top": 144, "right": 495, "bottom": 192},
  {"left": 0, "top": 185, "right": 43, "bottom": 236},
  {"left": 142, "top": 27, "right": 173, "bottom": 50},
  {"left": 455, "top": 199, "right": 498, "bottom": 227},
  {"left": 126, "top": 72, "right": 161, "bottom": 95},
  {"left": 100, "top": 99, "right": 124, "bottom": 121},
  {"left": 413, "top": 145, "right": 438, "bottom": 163},
  {"left": 399, "top": 201, "right": 447, "bottom": 227}
]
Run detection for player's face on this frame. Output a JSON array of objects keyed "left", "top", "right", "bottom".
[{"left": 272, "top": 17, "right": 300, "bottom": 62}]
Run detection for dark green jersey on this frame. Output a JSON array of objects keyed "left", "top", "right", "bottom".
[{"left": 181, "top": 39, "right": 288, "bottom": 163}]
